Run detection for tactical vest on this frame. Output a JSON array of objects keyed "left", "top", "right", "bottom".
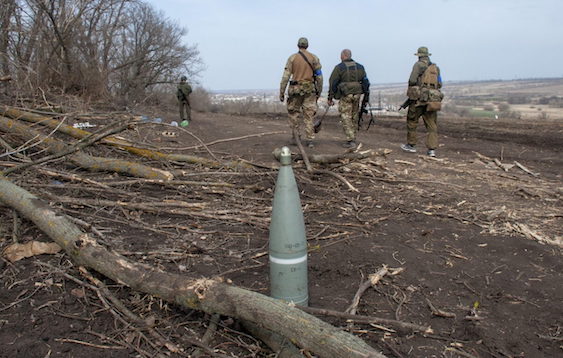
[
  {"left": 337, "top": 61, "right": 363, "bottom": 96},
  {"left": 420, "top": 64, "right": 440, "bottom": 88}
]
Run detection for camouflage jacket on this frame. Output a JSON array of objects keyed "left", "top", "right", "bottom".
[
  {"left": 280, "top": 50, "right": 323, "bottom": 96},
  {"left": 328, "top": 59, "right": 369, "bottom": 100},
  {"left": 177, "top": 82, "right": 192, "bottom": 102}
]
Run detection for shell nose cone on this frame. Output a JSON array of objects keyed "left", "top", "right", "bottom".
[{"left": 279, "top": 146, "right": 292, "bottom": 166}]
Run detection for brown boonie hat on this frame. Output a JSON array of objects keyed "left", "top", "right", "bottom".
[
  {"left": 297, "top": 37, "right": 309, "bottom": 47},
  {"left": 414, "top": 46, "right": 431, "bottom": 56}
]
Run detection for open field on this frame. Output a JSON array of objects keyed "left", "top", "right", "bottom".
[
  {"left": 1, "top": 100, "right": 561, "bottom": 357},
  {"left": 207, "top": 78, "right": 563, "bottom": 122}
]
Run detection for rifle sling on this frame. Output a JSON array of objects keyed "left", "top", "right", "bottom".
[
  {"left": 298, "top": 51, "right": 316, "bottom": 75},
  {"left": 298, "top": 51, "right": 319, "bottom": 93}
]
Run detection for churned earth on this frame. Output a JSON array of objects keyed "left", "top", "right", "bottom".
[{"left": 1, "top": 108, "right": 562, "bottom": 358}]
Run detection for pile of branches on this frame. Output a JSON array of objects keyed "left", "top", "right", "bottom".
[{"left": 0, "top": 105, "right": 411, "bottom": 357}]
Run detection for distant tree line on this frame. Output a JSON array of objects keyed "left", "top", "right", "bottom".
[{"left": 0, "top": 0, "right": 201, "bottom": 102}]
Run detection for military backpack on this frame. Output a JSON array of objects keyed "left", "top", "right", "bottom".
[{"left": 419, "top": 63, "right": 443, "bottom": 111}]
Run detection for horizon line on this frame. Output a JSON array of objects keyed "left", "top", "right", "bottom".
[{"left": 207, "top": 76, "right": 563, "bottom": 93}]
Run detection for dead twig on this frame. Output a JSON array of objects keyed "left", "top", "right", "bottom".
[
  {"left": 86, "top": 330, "right": 153, "bottom": 357},
  {"left": 493, "top": 158, "right": 514, "bottom": 172},
  {"left": 160, "top": 131, "right": 285, "bottom": 150},
  {"left": 346, "top": 265, "right": 390, "bottom": 315},
  {"left": 37, "top": 168, "right": 115, "bottom": 190},
  {"left": 513, "top": 160, "right": 540, "bottom": 177},
  {"left": 444, "top": 347, "right": 479, "bottom": 358},
  {"left": 54, "top": 338, "right": 126, "bottom": 350},
  {"left": 192, "top": 313, "right": 220, "bottom": 358},
  {"left": 425, "top": 298, "right": 456, "bottom": 318},
  {"left": 12, "top": 209, "right": 20, "bottom": 243},
  {"left": 172, "top": 124, "right": 221, "bottom": 163},
  {"left": 537, "top": 334, "right": 563, "bottom": 342},
  {"left": 101, "top": 178, "right": 236, "bottom": 188},
  {"left": 0, "top": 287, "right": 42, "bottom": 312},
  {"left": 315, "top": 169, "right": 359, "bottom": 192},
  {"left": 0, "top": 114, "right": 66, "bottom": 159},
  {"left": 299, "top": 305, "right": 432, "bottom": 334},
  {"left": 294, "top": 130, "right": 313, "bottom": 173}
]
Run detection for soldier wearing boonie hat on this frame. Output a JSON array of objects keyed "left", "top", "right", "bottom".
[{"left": 401, "top": 46, "right": 443, "bottom": 157}]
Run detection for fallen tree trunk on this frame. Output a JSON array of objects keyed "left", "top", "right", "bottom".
[
  {"left": 1, "top": 106, "right": 249, "bottom": 169},
  {"left": 307, "top": 152, "right": 374, "bottom": 164},
  {"left": 0, "top": 116, "right": 173, "bottom": 180},
  {"left": 0, "top": 176, "right": 386, "bottom": 358}
]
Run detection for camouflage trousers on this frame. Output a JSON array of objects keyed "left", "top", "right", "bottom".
[
  {"left": 406, "top": 104, "right": 438, "bottom": 149},
  {"left": 287, "top": 92, "right": 317, "bottom": 141},
  {"left": 179, "top": 100, "right": 191, "bottom": 121},
  {"left": 338, "top": 94, "right": 361, "bottom": 141}
]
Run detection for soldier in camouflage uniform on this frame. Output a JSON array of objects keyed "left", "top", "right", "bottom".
[
  {"left": 401, "top": 47, "right": 442, "bottom": 157},
  {"left": 280, "top": 37, "right": 323, "bottom": 148},
  {"left": 328, "top": 49, "right": 370, "bottom": 148},
  {"left": 177, "top": 76, "right": 192, "bottom": 126}
]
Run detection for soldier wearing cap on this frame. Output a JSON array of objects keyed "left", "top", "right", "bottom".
[
  {"left": 401, "top": 46, "right": 442, "bottom": 157},
  {"left": 177, "top": 75, "right": 192, "bottom": 126},
  {"left": 327, "top": 49, "right": 370, "bottom": 149},
  {"left": 280, "top": 37, "right": 323, "bottom": 148}
]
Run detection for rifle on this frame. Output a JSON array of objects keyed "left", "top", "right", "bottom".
[
  {"left": 399, "top": 98, "right": 414, "bottom": 110},
  {"left": 357, "top": 92, "right": 374, "bottom": 131},
  {"left": 178, "top": 86, "right": 191, "bottom": 106},
  {"left": 313, "top": 104, "right": 330, "bottom": 133}
]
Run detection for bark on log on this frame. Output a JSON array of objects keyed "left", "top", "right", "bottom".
[
  {"left": 274, "top": 148, "right": 373, "bottom": 165},
  {"left": 308, "top": 152, "right": 374, "bottom": 164},
  {"left": 241, "top": 321, "right": 304, "bottom": 358},
  {"left": 0, "top": 176, "right": 386, "bottom": 358},
  {"left": 0, "top": 116, "right": 173, "bottom": 180},
  {"left": 0, "top": 106, "right": 249, "bottom": 169}
]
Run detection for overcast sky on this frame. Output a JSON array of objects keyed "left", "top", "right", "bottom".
[{"left": 147, "top": 0, "right": 562, "bottom": 91}]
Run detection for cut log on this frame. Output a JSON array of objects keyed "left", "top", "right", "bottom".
[
  {"left": 273, "top": 148, "right": 374, "bottom": 166},
  {"left": 308, "top": 151, "right": 374, "bottom": 164},
  {"left": 0, "top": 176, "right": 386, "bottom": 358},
  {"left": 0, "top": 116, "right": 173, "bottom": 180}
]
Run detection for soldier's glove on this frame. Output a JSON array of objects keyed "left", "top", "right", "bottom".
[
  {"left": 327, "top": 98, "right": 334, "bottom": 107},
  {"left": 279, "top": 93, "right": 285, "bottom": 102}
]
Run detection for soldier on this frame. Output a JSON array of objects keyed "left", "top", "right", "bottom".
[
  {"left": 177, "top": 75, "right": 192, "bottom": 126},
  {"left": 401, "top": 46, "right": 443, "bottom": 157},
  {"left": 327, "top": 49, "right": 370, "bottom": 148},
  {"left": 280, "top": 37, "right": 323, "bottom": 148}
]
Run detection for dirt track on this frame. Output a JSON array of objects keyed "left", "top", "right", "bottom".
[{"left": 1, "top": 109, "right": 562, "bottom": 357}]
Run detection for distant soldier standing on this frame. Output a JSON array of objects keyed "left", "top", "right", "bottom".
[
  {"left": 401, "top": 46, "right": 443, "bottom": 157},
  {"left": 280, "top": 37, "right": 323, "bottom": 148},
  {"left": 327, "top": 49, "right": 370, "bottom": 148},
  {"left": 177, "top": 75, "right": 192, "bottom": 126}
]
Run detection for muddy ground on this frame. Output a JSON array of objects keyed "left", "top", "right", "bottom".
[{"left": 1, "top": 108, "right": 562, "bottom": 358}]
